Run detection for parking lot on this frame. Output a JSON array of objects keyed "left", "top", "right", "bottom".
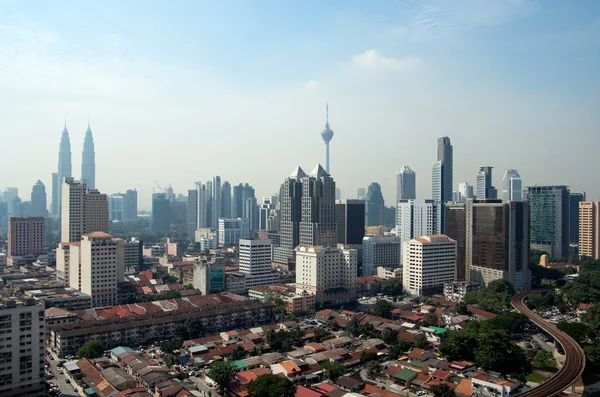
[{"left": 46, "top": 348, "right": 81, "bottom": 397}]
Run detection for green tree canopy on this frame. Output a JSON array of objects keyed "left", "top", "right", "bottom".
[
  {"left": 560, "top": 282, "right": 600, "bottom": 307},
  {"left": 77, "top": 340, "right": 104, "bottom": 359},
  {"left": 320, "top": 361, "right": 346, "bottom": 381},
  {"left": 314, "top": 328, "right": 333, "bottom": 343},
  {"left": 358, "top": 323, "right": 377, "bottom": 339},
  {"left": 360, "top": 351, "right": 378, "bottom": 363},
  {"left": 486, "top": 312, "right": 528, "bottom": 334},
  {"left": 389, "top": 340, "right": 412, "bottom": 359},
  {"left": 370, "top": 299, "right": 393, "bottom": 319},
  {"left": 160, "top": 338, "right": 183, "bottom": 354},
  {"left": 207, "top": 360, "right": 236, "bottom": 391},
  {"left": 464, "top": 282, "right": 513, "bottom": 313},
  {"left": 457, "top": 301, "right": 468, "bottom": 315},
  {"left": 584, "top": 344, "right": 600, "bottom": 364},
  {"left": 381, "top": 278, "right": 403, "bottom": 296},
  {"left": 430, "top": 384, "right": 457, "bottom": 397},
  {"left": 247, "top": 374, "right": 296, "bottom": 397},
  {"left": 414, "top": 333, "right": 430, "bottom": 349},
  {"left": 346, "top": 317, "right": 360, "bottom": 337},
  {"left": 382, "top": 328, "right": 397, "bottom": 345},
  {"left": 532, "top": 350, "right": 557, "bottom": 371},
  {"left": 583, "top": 304, "right": 600, "bottom": 332},
  {"left": 557, "top": 321, "right": 594, "bottom": 344}
]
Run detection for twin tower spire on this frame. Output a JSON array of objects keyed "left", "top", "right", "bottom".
[{"left": 58, "top": 119, "right": 96, "bottom": 190}]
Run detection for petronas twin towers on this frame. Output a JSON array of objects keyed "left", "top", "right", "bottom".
[{"left": 51, "top": 121, "right": 96, "bottom": 217}]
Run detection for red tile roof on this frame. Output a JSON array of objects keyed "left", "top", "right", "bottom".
[{"left": 296, "top": 386, "right": 325, "bottom": 397}]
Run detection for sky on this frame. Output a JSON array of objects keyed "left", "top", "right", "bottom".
[{"left": 0, "top": 0, "right": 599, "bottom": 210}]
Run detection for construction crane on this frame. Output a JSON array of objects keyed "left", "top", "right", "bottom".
[{"left": 153, "top": 179, "right": 164, "bottom": 193}]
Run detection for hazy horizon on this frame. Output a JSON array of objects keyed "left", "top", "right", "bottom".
[{"left": 1, "top": 0, "right": 599, "bottom": 210}]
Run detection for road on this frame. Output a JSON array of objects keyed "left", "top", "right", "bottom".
[
  {"left": 46, "top": 348, "right": 82, "bottom": 397},
  {"left": 512, "top": 290, "right": 586, "bottom": 397}
]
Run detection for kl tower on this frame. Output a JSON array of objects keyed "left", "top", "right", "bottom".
[{"left": 320, "top": 103, "right": 334, "bottom": 174}]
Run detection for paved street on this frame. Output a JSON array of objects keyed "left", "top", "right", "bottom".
[{"left": 46, "top": 348, "right": 82, "bottom": 397}]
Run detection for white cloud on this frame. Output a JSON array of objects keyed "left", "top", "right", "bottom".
[
  {"left": 352, "top": 49, "right": 422, "bottom": 70},
  {"left": 304, "top": 80, "right": 319, "bottom": 92}
]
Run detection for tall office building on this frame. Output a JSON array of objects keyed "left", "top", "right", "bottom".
[
  {"left": 61, "top": 178, "right": 109, "bottom": 242},
  {"left": 218, "top": 218, "right": 250, "bottom": 246},
  {"left": 362, "top": 236, "right": 401, "bottom": 276},
  {"left": 212, "top": 176, "right": 221, "bottom": 228},
  {"left": 335, "top": 199, "right": 365, "bottom": 245},
  {"left": 299, "top": 164, "right": 337, "bottom": 247},
  {"left": 295, "top": 245, "right": 357, "bottom": 304},
  {"left": 320, "top": 103, "right": 334, "bottom": 174},
  {"left": 357, "top": 188, "right": 366, "bottom": 200},
  {"left": 30, "top": 180, "right": 47, "bottom": 218},
  {"left": 0, "top": 297, "right": 46, "bottom": 397},
  {"left": 579, "top": 201, "right": 600, "bottom": 259},
  {"left": 274, "top": 167, "right": 304, "bottom": 264},
  {"left": 123, "top": 189, "right": 138, "bottom": 221},
  {"left": 396, "top": 166, "right": 416, "bottom": 201},
  {"left": 2, "top": 188, "right": 19, "bottom": 216},
  {"left": 458, "top": 182, "right": 473, "bottom": 202},
  {"left": 396, "top": 200, "right": 438, "bottom": 263},
  {"left": 221, "top": 181, "right": 232, "bottom": 219},
  {"left": 365, "top": 182, "right": 385, "bottom": 227},
  {"left": 151, "top": 192, "right": 170, "bottom": 233},
  {"left": 446, "top": 200, "right": 530, "bottom": 289},
  {"left": 244, "top": 195, "right": 259, "bottom": 231},
  {"left": 7, "top": 217, "right": 45, "bottom": 266},
  {"left": 433, "top": 137, "right": 453, "bottom": 233},
  {"left": 527, "top": 186, "right": 570, "bottom": 258},
  {"left": 239, "top": 239, "right": 278, "bottom": 288},
  {"left": 502, "top": 169, "right": 522, "bottom": 201},
  {"left": 476, "top": 166, "right": 497, "bottom": 199},
  {"left": 108, "top": 194, "right": 124, "bottom": 222},
  {"left": 53, "top": 124, "right": 72, "bottom": 217},
  {"left": 403, "top": 235, "right": 457, "bottom": 296},
  {"left": 570, "top": 192, "right": 587, "bottom": 246},
  {"left": 232, "top": 184, "right": 243, "bottom": 219},
  {"left": 81, "top": 121, "right": 96, "bottom": 190},
  {"left": 187, "top": 189, "right": 198, "bottom": 239},
  {"left": 259, "top": 197, "right": 274, "bottom": 230},
  {"left": 51, "top": 173, "right": 58, "bottom": 217},
  {"left": 69, "top": 232, "right": 124, "bottom": 307}
]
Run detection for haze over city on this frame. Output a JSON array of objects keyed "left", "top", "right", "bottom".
[{"left": 1, "top": 0, "right": 599, "bottom": 209}]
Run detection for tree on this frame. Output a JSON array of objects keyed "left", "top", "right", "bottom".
[
  {"left": 457, "top": 301, "right": 468, "bottom": 315},
  {"left": 584, "top": 345, "right": 600, "bottom": 364},
  {"left": 314, "top": 328, "right": 333, "bottom": 343},
  {"left": 487, "top": 279, "right": 515, "bottom": 295},
  {"left": 183, "top": 317, "right": 205, "bottom": 339},
  {"left": 320, "top": 361, "right": 346, "bottom": 381},
  {"left": 77, "top": 340, "right": 104, "bottom": 359},
  {"left": 421, "top": 313, "right": 438, "bottom": 327},
  {"left": 346, "top": 317, "right": 360, "bottom": 337},
  {"left": 161, "top": 338, "right": 183, "bottom": 354},
  {"left": 430, "top": 384, "right": 457, "bottom": 397},
  {"left": 382, "top": 278, "right": 403, "bottom": 296},
  {"left": 389, "top": 340, "right": 412, "bottom": 359},
  {"left": 414, "top": 334, "right": 430, "bottom": 349},
  {"left": 532, "top": 350, "right": 557, "bottom": 371},
  {"left": 326, "top": 319, "right": 339, "bottom": 330},
  {"left": 583, "top": 304, "right": 600, "bottom": 331},
  {"left": 230, "top": 345, "right": 248, "bottom": 360},
  {"left": 163, "top": 353, "right": 176, "bottom": 367},
  {"left": 382, "top": 328, "right": 397, "bottom": 345},
  {"left": 273, "top": 298, "right": 287, "bottom": 315},
  {"left": 248, "top": 374, "right": 296, "bottom": 397},
  {"left": 474, "top": 330, "right": 527, "bottom": 374},
  {"left": 560, "top": 282, "right": 600, "bottom": 307},
  {"left": 358, "top": 323, "right": 376, "bottom": 338},
  {"left": 207, "top": 360, "right": 236, "bottom": 391},
  {"left": 487, "top": 312, "right": 528, "bottom": 334},
  {"left": 360, "top": 351, "right": 378, "bottom": 363},
  {"left": 557, "top": 322, "right": 594, "bottom": 344},
  {"left": 370, "top": 299, "right": 393, "bottom": 319}
]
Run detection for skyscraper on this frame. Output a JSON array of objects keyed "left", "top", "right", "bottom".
[
  {"left": 458, "top": 182, "right": 474, "bottom": 202},
  {"left": 151, "top": 192, "right": 170, "bottom": 232},
  {"left": 336, "top": 199, "right": 365, "bottom": 245},
  {"left": 187, "top": 189, "right": 198, "bottom": 239},
  {"left": 476, "top": 166, "right": 497, "bottom": 199},
  {"left": 527, "top": 186, "right": 570, "bottom": 258},
  {"left": 212, "top": 176, "right": 221, "bottom": 228},
  {"left": 54, "top": 124, "right": 72, "bottom": 217},
  {"left": 403, "top": 235, "right": 457, "bottom": 296},
  {"left": 433, "top": 137, "right": 453, "bottom": 233},
  {"left": 320, "top": 103, "right": 334, "bottom": 174},
  {"left": 446, "top": 199, "right": 530, "bottom": 289},
  {"left": 232, "top": 184, "right": 244, "bottom": 218},
  {"left": 365, "top": 182, "right": 385, "bottom": 227},
  {"left": 123, "top": 189, "right": 138, "bottom": 220},
  {"left": 81, "top": 121, "right": 96, "bottom": 190},
  {"left": 570, "top": 192, "right": 586, "bottom": 245},
  {"left": 7, "top": 217, "right": 45, "bottom": 266},
  {"left": 357, "top": 188, "right": 366, "bottom": 200},
  {"left": 2, "top": 187, "right": 19, "bottom": 216},
  {"left": 30, "top": 180, "right": 47, "bottom": 218},
  {"left": 299, "top": 164, "right": 337, "bottom": 246},
  {"left": 396, "top": 166, "right": 416, "bottom": 201},
  {"left": 502, "top": 169, "right": 522, "bottom": 201},
  {"left": 196, "top": 182, "right": 210, "bottom": 228},
  {"left": 108, "top": 194, "right": 124, "bottom": 221},
  {"left": 239, "top": 239, "right": 279, "bottom": 288},
  {"left": 273, "top": 167, "right": 304, "bottom": 264},
  {"left": 61, "top": 178, "right": 109, "bottom": 242},
  {"left": 221, "top": 181, "right": 232, "bottom": 218},
  {"left": 579, "top": 201, "right": 600, "bottom": 259},
  {"left": 396, "top": 199, "right": 438, "bottom": 264}
]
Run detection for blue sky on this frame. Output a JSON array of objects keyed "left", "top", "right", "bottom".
[{"left": 0, "top": 0, "right": 599, "bottom": 208}]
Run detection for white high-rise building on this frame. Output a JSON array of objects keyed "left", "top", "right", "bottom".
[
  {"left": 403, "top": 235, "right": 457, "bottom": 296},
  {"left": 295, "top": 245, "right": 357, "bottom": 304},
  {"left": 502, "top": 169, "right": 523, "bottom": 201},
  {"left": 396, "top": 200, "right": 438, "bottom": 264},
  {"left": 69, "top": 232, "right": 124, "bottom": 308},
  {"left": 0, "top": 297, "right": 45, "bottom": 397},
  {"left": 239, "top": 239, "right": 278, "bottom": 288},
  {"left": 396, "top": 166, "right": 416, "bottom": 201},
  {"left": 218, "top": 218, "right": 250, "bottom": 246},
  {"left": 212, "top": 176, "right": 221, "bottom": 229},
  {"left": 109, "top": 194, "right": 124, "bottom": 221},
  {"left": 61, "top": 177, "right": 108, "bottom": 243},
  {"left": 458, "top": 183, "right": 474, "bottom": 202},
  {"left": 362, "top": 236, "right": 401, "bottom": 276}
]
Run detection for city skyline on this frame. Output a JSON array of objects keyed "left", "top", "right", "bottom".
[{"left": 0, "top": 1, "right": 599, "bottom": 209}]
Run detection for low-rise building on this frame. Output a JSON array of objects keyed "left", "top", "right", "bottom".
[{"left": 443, "top": 281, "right": 481, "bottom": 302}]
